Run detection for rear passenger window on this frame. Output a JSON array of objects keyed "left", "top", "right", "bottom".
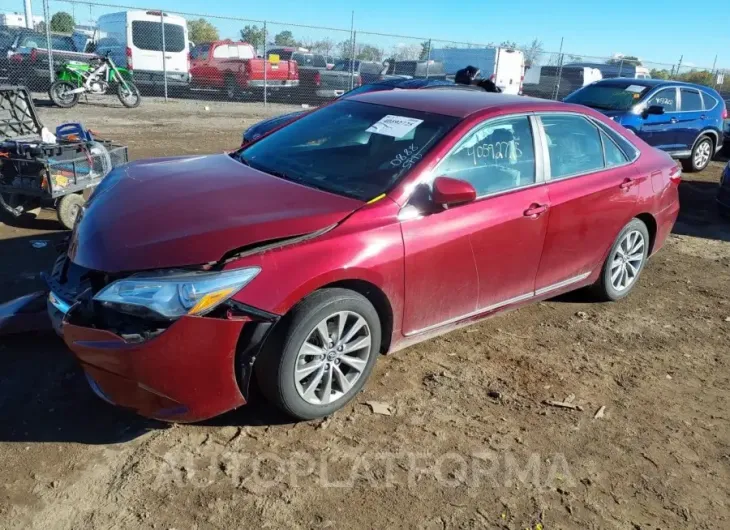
[
  {"left": 646, "top": 88, "right": 677, "bottom": 112},
  {"left": 601, "top": 131, "right": 628, "bottom": 167},
  {"left": 437, "top": 116, "right": 536, "bottom": 196},
  {"left": 212, "top": 45, "right": 229, "bottom": 59},
  {"left": 701, "top": 92, "right": 718, "bottom": 110},
  {"left": 680, "top": 89, "right": 703, "bottom": 112},
  {"left": 542, "top": 115, "right": 604, "bottom": 179}
]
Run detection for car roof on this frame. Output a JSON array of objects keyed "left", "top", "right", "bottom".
[
  {"left": 591, "top": 78, "right": 716, "bottom": 91},
  {"left": 350, "top": 88, "right": 562, "bottom": 118}
]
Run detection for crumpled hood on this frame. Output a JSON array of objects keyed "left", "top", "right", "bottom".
[{"left": 68, "top": 154, "right": 363, "bottom": 272}]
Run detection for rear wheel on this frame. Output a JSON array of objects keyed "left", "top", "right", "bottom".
[
  {"left": 592, "top": 218, "right": 650, "bottom": 301},
  {"left": 56, "top": 193, "right": 85, "bottom": 230},
  {"left": 49, "top": 81, "right": 80, "bottom": 108},
  {"left": 255, "top": 288, "right": 381, "bottom": 420},
  {"left": 225, "top": 76, "right": 239, "bottom": 100},
  {"left": 117, "top": 81, "right": 141, "bottom": 108},
  {"left": 681, "top": 136, "right": 713, "bottom": 173}
]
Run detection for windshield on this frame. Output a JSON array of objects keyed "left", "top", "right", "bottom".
[
  {"left": 235, "top": 100, "right": 458, "bottom": 201},
  {"left": 564, "top": 82, "right": 651, "bottom": 111}
]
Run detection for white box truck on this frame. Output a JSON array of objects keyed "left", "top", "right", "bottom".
[
  {"left": 95, "top": 10, "right": 190, "bottom": 90},
  {"left": 429, "top": 47, "right": 525, "bottom": 95}
]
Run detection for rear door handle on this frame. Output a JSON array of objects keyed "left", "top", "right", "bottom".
[
  {"left": 670, "top": 117, "right": 678, "bottom": 124},
  {"left": 523, "top": 203, "right": 548, "bottom": 218},
  {"left": 620, "top": 176, "right": 647, "bottom": 190}
]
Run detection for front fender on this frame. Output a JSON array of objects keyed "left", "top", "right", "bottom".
[{"left": 225, "top": 201, "right": 405, "bottom": 329}]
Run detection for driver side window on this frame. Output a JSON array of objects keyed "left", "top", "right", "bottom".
[
  {"left": 437, "top": 116, "right": 537, "bottom": 197},
  {"left": 646, "top": 88, "right": 677, "bottom": 112}
]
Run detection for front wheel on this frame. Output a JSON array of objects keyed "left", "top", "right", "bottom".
[
  {"left": 255, "top": 288, "right": 381, "bottom": 420},
  {"left": 49, "top": 80, "right": 80, "bottom": 108},
  {"left": 117, "top": 81, "right": 141, "bottom": 108},
  {"left": 592, "top": 218, "right": 650, "bottom": 301}
]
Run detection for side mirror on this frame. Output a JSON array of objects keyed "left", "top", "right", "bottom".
[
  {"left": 643, "top": 105, "right": 665, "bottom": 117},
  {"left": 432, "top": 176, "right": 477, "bottom": 207}
]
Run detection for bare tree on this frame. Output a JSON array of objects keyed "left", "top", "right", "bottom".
[{"left": 521, "top": 38, "right": 544, "bottom": 69}]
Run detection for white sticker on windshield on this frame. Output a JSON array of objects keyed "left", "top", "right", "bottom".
[
  {"left": 367, "top": 115, "right": 424, "bottom": 138},
  {"left": 625, "top": 85, "right": 646, "bottom": 93}
]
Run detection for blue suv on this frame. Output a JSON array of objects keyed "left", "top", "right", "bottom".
[{"left": 565, "top": 79, "right": 726, "bottom": 172}]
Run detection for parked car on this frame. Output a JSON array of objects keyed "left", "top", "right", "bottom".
[
  {"left": 96, "top": 10, "right": 191, "bottom": 90},
  {"left": 241, "top": 77, "right": 463, "bottom": 144},
  {"left": 723, "top": 99, "right": 730, "bottom": 148},
  {"left": 718, "top": 161, "right": 730, "bottom": 219},
  {"left": 189, "top": 40, "right": 299, "bottom": 99},
  {"left": 431, "top": 47, "right": 524, "bottom": 94},
  {"left": 565, "top": 79, "right": 726, "bottom": 172},
  {"left": 316, "top": 60, "right": 387, "bottom": 99},
  {"left": 267, "top": 47, "right": 328, "bottom": 98},
  {"left": 384, "top": 60, "right": 446, "bottom": 80},
  {"left": 48, "top": 89, "right": 679, "bottom": 423},
  {"left": 5, "top": 30, "right": 95, "bottom": 90}
]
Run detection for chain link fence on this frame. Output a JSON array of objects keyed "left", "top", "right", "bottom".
[{"left": 1, "top": 0, "right": 729, "bottom": 108}]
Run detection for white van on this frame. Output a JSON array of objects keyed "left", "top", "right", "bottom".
[
  {"left": 96, "top": 10, "right": 190, "bottom": 89},
  {"left": 430, "top": 47, "right": 525, "bottom": 95}
]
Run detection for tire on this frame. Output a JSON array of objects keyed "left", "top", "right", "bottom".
[
  {"left": 224, "top": 76, "right": 239, "bottom": 100},
  {"left": 592, "top": 218, "right": 650, "bottom": 302},
  {"left": 117, "top": 81, "right": 141, "bottom": 108},
  {"left": 56, "top": 194, "right": 86, "bottom": 230},
  {"left": 681, "top": 135, "right": 713, "bottom": 173},
  {"left": 49, "top": 80, "right": 80, "bottom": 108},
  {"left": 255, "top": 288, "right": 381, "bottom": 420}
]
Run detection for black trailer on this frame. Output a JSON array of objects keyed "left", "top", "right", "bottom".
[{"left": 0, "top": 85, "right": 128, "bottom": 229}]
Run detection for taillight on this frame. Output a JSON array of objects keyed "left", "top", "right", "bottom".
[
  {"left": 9, "top": 53, "right": 22, "bottom": 64},
  {"left": 29, "top": 48, "right": 38, "bottom": 62},
  {"left": 490, "top": 73, "right": 496, "bottom": 81},
  {"left": 669, "top": 165, "right": 682, "bottom": 184},
  {"left": 519, "top": 74, "right": 524, "bottom": 95},
  {"left": 355, "top": 75, "right": 362, "bottom": 86},
  {"left": 288, "top": 61, "right": 298, "bottom": 80},
  {"left": 126, "top": 47, "right": 133, "bottom": 70},
  {"left": 313, "top": 71, "right": 321, "bottom": 86},
  {"left": 722, "top": 107, "right": 728, "bottom": 120}
]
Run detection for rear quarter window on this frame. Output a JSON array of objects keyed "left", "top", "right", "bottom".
[{"left": 701, "top": 92, "right": 718, "bottom": 110}]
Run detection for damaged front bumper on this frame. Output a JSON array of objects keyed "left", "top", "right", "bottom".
[{"left": 46, "top": 256, "right": 280, "bottom": 423}]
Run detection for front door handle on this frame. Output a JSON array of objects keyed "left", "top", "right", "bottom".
[
  {"left": 523, "top": 203, "right": 548, "bottom": 218},
  {"left": 670, "top": 117, "right": 678, "bottom": 124}
]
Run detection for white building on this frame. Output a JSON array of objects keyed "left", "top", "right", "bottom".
[{"left": 0, "top": 12, "right": 44, "bottom": 28}]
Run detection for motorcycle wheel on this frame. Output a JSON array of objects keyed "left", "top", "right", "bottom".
[
  {"left": 117, "top": 81, "right": 141, "bottom": 108},
  {"left": 49, "top": 81, "right": 80, "bottom": 108}
]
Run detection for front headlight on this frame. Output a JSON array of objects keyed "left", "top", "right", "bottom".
[{"left": 93, "top": 267, "right": 261, "bottom": 319}]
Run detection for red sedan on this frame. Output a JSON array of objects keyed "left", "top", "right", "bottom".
[{"left": 48, "top": 89, "right": 680, "bottom": 422}]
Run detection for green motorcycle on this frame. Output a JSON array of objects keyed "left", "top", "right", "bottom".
[{"left": 49, "top": 53, "right": 141, "bottom": 109}]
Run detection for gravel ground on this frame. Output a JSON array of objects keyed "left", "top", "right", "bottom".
[{"left": 1, "top": 98, "right": 729, "bottom": 530}]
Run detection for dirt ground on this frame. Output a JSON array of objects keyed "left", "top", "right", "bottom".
[{"left": 1, "top": 98, "right": 729, "bottom": 530}]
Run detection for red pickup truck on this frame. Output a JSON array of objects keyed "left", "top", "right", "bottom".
[{"left": 189, "top": 40, "right": 299, "bottom": 99}]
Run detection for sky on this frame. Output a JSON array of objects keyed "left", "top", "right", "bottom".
[{"left": 7, "top": 0, "right": 728, "bottom": 69}]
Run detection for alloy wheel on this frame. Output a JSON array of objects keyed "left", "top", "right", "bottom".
[
  {"left": 294, "top": 310, "right": 372, "bottom": 406},
  {"left": 610, "top": 229, "right": 645, "bottom": 292},
  {"left": 694, "top": 140, "right": 712, "bottom": 169}
]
